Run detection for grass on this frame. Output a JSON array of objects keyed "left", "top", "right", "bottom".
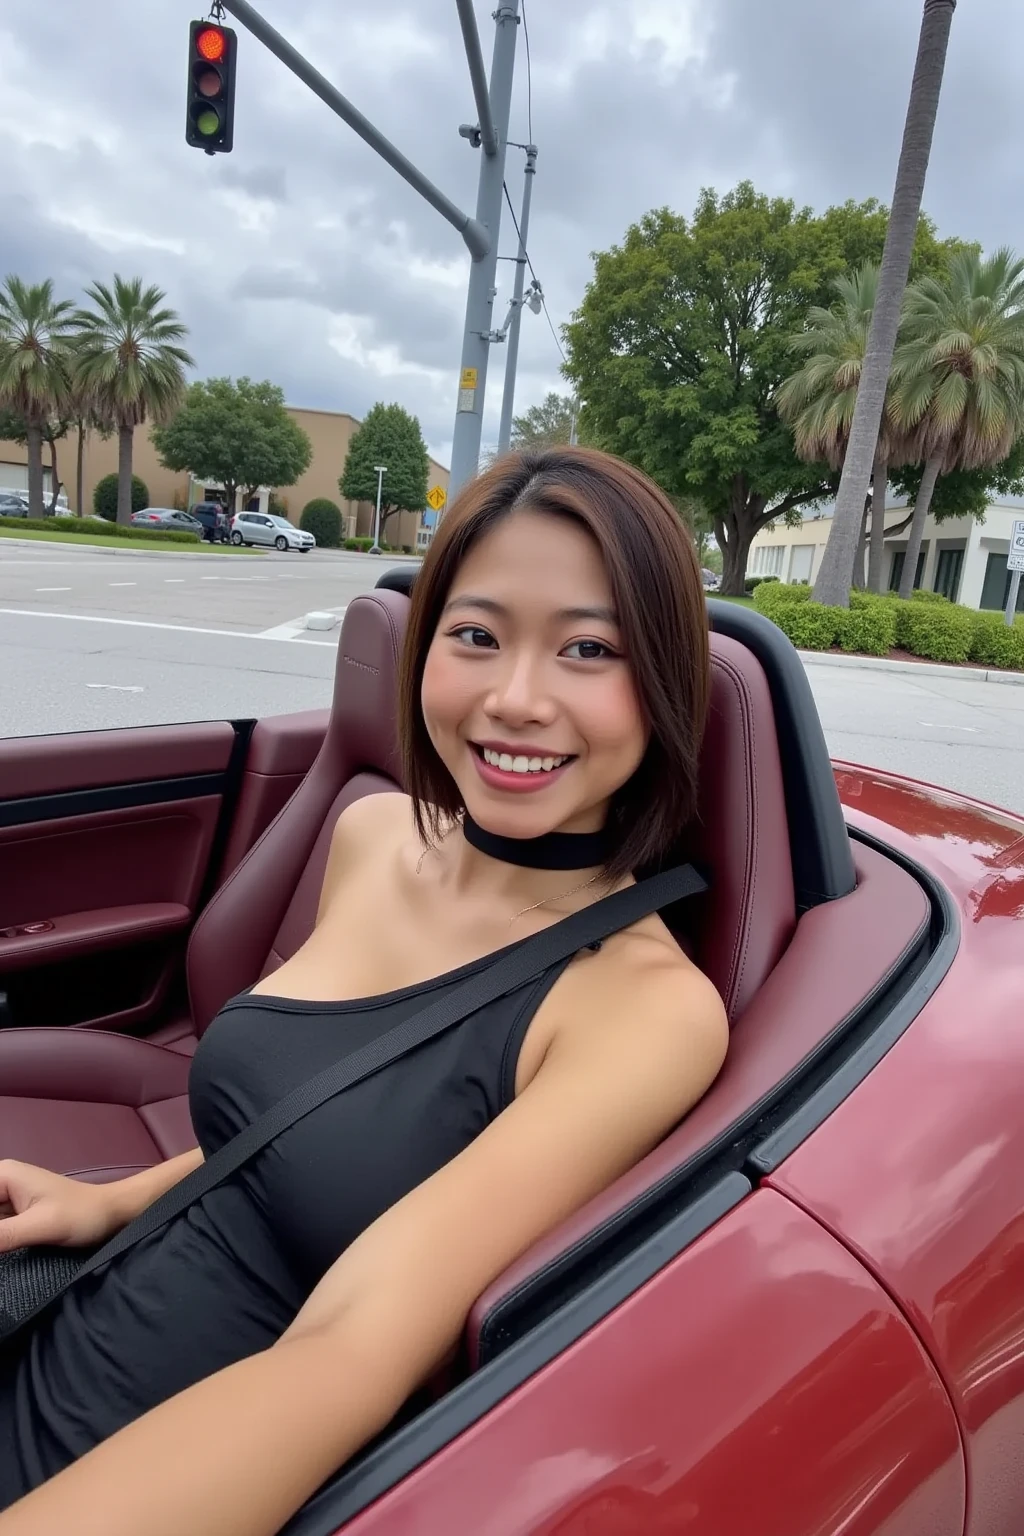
[
  {"left": 711, "top": 594, "right": 755, "bottom": 607},
  {"left": 0, "top": 526, "right": 256, "bottom": 553}
]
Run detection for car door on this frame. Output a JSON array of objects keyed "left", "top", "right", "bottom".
[{"left": 253, "top": 515, "right": 274, "bottom": 546}]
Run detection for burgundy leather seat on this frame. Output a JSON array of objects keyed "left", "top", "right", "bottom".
[{"left": 0, "top": 589, "right": 409, "bottom": 1180}]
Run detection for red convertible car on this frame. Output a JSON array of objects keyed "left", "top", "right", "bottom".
[{"left": 0, "top": 572, "right": 1022, "bottom": 1536}]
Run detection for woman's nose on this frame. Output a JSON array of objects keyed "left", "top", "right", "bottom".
[{"left": 485, "top": 653, "right": 555, "bottom": 726}]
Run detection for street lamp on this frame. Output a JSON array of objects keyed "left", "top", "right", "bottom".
[{"left": 370, "top": 464, "right": 387, "bottom": 555}]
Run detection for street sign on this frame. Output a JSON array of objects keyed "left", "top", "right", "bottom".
[
  {"left": 426, "top": 485, "right": 447, "bottom": 512},
  {"left": 1008, "top": 517, "right": 1024, "bottom": 573}
]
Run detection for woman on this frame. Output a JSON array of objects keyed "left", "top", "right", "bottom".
[{"left": 0, "top": 447, "right": 728, "bottom": 1535}]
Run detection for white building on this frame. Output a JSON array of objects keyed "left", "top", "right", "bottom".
[{"left": 746, "top": 492, "right": 1024, "bottom": 612}]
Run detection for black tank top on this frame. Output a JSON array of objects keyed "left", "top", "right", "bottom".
[{"left": 0, "top": 950, "right": 576, "bottom": 1503}]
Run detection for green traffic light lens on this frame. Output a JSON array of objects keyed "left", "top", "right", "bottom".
[{"left": 196, "top": 108, "right": 220, "bottom": 137}]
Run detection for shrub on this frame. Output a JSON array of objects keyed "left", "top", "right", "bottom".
[
  {"left": 897, "top": 596, "right": 973, "bottom": 662},
  {"left": 768, "top": 599, "right": 840, "bottom": 651},
  {"left": 909, "top": 588, "right": 949, "bottom": 604},
  {"left": 969, "top": 611, "right": 1024, "bottom": 671},
  {"left": 342, "top": 536, "right": 375, "bottom": 552},
  {"left": 744, "top": 575, "right": 779, "bottom": 594},
  {"left": 300, "top": 497, "right": 342, "bottom": 548},
  {"left": 753, "top": 580, "right": 811, "bottom": 618},
  {"left": 93, "top": 473, "right": 149, "bottom": 521},
  {"left": 0, "top": 515, "right": 199, "bottom": 543},
  {"left": 833, "top": 599, "right": 898, "bottom": 657}
]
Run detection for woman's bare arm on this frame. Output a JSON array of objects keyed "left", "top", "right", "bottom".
[{"left": 0, "top": 963, "right": 726, "bottom": 1536}]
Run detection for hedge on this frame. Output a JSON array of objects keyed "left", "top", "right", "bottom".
[
  {"left": 93, "top": 473, "right": 149, "bottom": 521},
  {"left": 0, "top": 515, "right": 200, "bottom": 544},
  {"left": 299, "top": 498, "right": 342, "bottom": 548},
  {"left": 343, "top": 536, "right": 375, "bottom": 551},
  {"left": 752, "top": 581, "right": 1022, "bottom": 671},
  {"left": 969, "top": 611, "right": 1024, "bottom": 671}
]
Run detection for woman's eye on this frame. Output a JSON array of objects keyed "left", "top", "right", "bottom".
[
  {"left": 451, "top": 625, "right": 498, "bottom": 649},
  {"left": 562, "top": 639, "right": 615, "bottom": 661}
]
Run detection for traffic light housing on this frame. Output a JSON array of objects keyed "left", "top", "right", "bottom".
[{"left": 185, "top": 20, "right": 237, "bottom": 154}]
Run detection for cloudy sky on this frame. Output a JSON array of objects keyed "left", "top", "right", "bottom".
[{"left": 2, "top": 0, "right": 1019, "bottom": 469}]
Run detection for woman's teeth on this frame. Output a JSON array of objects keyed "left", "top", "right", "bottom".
[{"left": 481, "top": 748, "right": 571, "bottom": 775}]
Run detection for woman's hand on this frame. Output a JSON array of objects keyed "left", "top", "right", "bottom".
[{"left": 0, "top": 1161, "right": 121, "bottom": 1252}]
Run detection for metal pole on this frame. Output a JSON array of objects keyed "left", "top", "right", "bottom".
[
  {"left": 496, "top": 144, "right": 537, "bottom": 456},
  {"left": 219, "top": 0, "right": 487, "bottom": 257},
  {"left": 455, "top": 0, "right": 498, "bottom": 157},
  {"left": 371, "top": 464, "right": 386, "bottom": 554},
  {"left": 448, "top": 0, "right": 520, "bottom": 503},
  {"left": 1005, "top": 567, "right": 1022, "bottom": 627}
]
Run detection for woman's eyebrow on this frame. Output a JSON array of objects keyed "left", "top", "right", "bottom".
[{"left": 443, "top": 596, "right": 618, "bottom": 624}]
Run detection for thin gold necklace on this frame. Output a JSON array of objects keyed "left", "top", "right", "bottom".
[{"left": 415, "top": 844, "right": 603, "bottom": 926}]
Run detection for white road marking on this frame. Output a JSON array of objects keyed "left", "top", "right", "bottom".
[
  {"left": 200, "top": 576, "right": 221, "bottom": 581},
  {"left": 918, "top": 721, "right": 980, "bottom": 732},
  {"left": 256, "top": 606, "right": 347, "bottom": 641},
  {"left": 164, "top": 578, "right": 185, "bottom": 583},
  {"left": 0, "top": 608, "right": 338, "bottom": 645},
  {"left": 109, "top": 581, "right": 137, "bottom": 587},
  {"left": 35, "top": 586, "right": 71, "bottom": 592},
  {"left": 86, "top": 683, "right": 144, "bottom": 693}
]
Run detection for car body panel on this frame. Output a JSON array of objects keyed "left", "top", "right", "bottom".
[
  {"left": 765, "top": 764, "right": 1024, "bottom": 1536},
  {"left": 331, "top": 1191, "right": 963, "bottom": 1536}
]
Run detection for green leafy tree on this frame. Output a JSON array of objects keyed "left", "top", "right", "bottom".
[
  {"left": 814, "top": 0, "right": 958, "bottom": 606},
  {"left": 511, "top": 392, "right": 579, "bottom": 451},
  {"left": 339, "top": 402, "right": 429, "bottom": 547},
  {"left": 74, "top": 276, "right": 193, "bottom": 525},
  {"left": 0, "top": 405, "right": 72, "bottom": 513},
  {"left": 152, "top": 377, "right": 312, "bottom": 516},
  {"left": 0, "top": 278, "right": 77, "bottom": 517},
  {"left": 564, "top": 183, "right": 960, "bottom": 595},
  {"left": 888, "top": 247, "right": 1024, "bottom": 597}
]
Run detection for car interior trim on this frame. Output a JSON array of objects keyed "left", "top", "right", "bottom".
[
  {"left": 280, "top": 1173, "right": 752, "bottom": 1536},
  {"left": 194, "top": 719, "right": 256, "bottom": 910},
  {"left": 0, "top": 772, "right": 229, "bottom": 830},
  {"left": 746, "top": 826, "right": 960, "bottom": 1175}
]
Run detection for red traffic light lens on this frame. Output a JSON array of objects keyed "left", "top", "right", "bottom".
[{"left": 196, "top": 26, "right": 226, "bottom": 61}]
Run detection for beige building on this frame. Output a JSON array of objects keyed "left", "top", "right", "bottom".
[
  {"left": 0, "top": 405, "right": 450, "bottom": 551},
  {"left": 747, "top": 493, "right": 1024, "bottom": 613}
]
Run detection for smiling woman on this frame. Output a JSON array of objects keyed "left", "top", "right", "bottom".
[{"left": 0, "top": 446, "right": 726, "bottom": 1536}]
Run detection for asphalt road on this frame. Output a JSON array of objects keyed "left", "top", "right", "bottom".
[{"left": 1, "top": 544, "right": 1022, "bottom": 817}]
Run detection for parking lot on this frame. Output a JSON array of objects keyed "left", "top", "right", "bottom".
[{"left": 1, "top": 542, "right": 1022, "bottom": 816}]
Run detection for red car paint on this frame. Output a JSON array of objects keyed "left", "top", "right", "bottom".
[{"left": 328, "top": 765, "right": 1024, "bottom": 1536}]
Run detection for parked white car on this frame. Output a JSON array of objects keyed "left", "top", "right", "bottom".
[{"left": 230, "top": 512, "right": 315, "bottom": 552}]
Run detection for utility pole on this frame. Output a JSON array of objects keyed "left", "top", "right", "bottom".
[
  {"left": 370, "top": 464, "right": 387, "bottom": 555},
  {"left": 496, "top": 144, "right": 538, "bottom": 456},
  {"left": 449, "top": 0, "right": 520, "bottom": 499},
  {"left": 218, "top": 0, "right": 523, "bottom": 502}
]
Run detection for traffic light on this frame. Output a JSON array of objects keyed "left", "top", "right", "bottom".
[{"left": 185, "top": 20, "right": 237, "bottom": 154}]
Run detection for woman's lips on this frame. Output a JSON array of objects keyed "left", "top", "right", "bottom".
[{"left": 470, "top": 747, "right": 574, "bottom": 795}]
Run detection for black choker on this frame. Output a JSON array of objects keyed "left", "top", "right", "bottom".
[{"left": 462, "top": 813, "right": 611, "bottom": 871}]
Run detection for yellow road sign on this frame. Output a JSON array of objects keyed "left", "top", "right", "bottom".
[
  {"left": 426, "top": 485, "right": 447, "bottom": 512},
  {"left": 460, "top": 368, "right": 478, "bottom": 390}
]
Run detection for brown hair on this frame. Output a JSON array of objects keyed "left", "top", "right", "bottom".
[{"left": 399, "top": 446, "right": 710, "bottom": 881}]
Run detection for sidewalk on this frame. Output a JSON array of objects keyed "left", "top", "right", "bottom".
[{"left": 798, "top": 649, "right": 1024, "bottom": 688}]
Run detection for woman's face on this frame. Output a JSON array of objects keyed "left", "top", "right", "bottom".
[{"left": 420, "top": 508, "right": 648, "bottom": 839}]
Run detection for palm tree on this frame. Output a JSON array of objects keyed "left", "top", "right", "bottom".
[
  {"left": 74, "top": 276, "right": 193, "bottom": 525},
  {"left": 812, "top": 0, "right": 957, "bottom": 607},
  {"left": 889, "top": 247, "right": 1024, "bottom": 598},
  {"left": 0, "top": 277, "right": 77, "bottom": 518},
  {"left": 778, "top": 263, "right": 904, "bottom": 592}
]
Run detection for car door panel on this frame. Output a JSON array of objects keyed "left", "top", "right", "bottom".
[
  {"left": 330, "top": 1192, "right": 964, "bottom": 1536},
  {"left": 0, "top": 723, "right": 236, "bottom": 1034}
]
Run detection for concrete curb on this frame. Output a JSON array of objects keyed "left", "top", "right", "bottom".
[
  {"left": 798, "top": 649, "right": 1024, "bottom": 688},
  {"left": 0, "top": 536, "right": 264, "bottom": 561}
]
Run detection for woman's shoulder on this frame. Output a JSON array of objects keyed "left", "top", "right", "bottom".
[
  {"left": 332, "top": 790, "right": 415, "bottom": 847},
  {"left": 317, "top": 793, "right": 416, "bottom": 918}
]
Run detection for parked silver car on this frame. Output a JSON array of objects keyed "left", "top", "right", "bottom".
[
  {"left": 230, "top": 512, "right": 315, "bottom": 552},
  {"left": 130, "top": 508, "right": 204, "bottom": 534}
]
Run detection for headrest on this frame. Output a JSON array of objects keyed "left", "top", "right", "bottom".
[{"left": 329, "top": 588, "right": 409, "bottom": 779}]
